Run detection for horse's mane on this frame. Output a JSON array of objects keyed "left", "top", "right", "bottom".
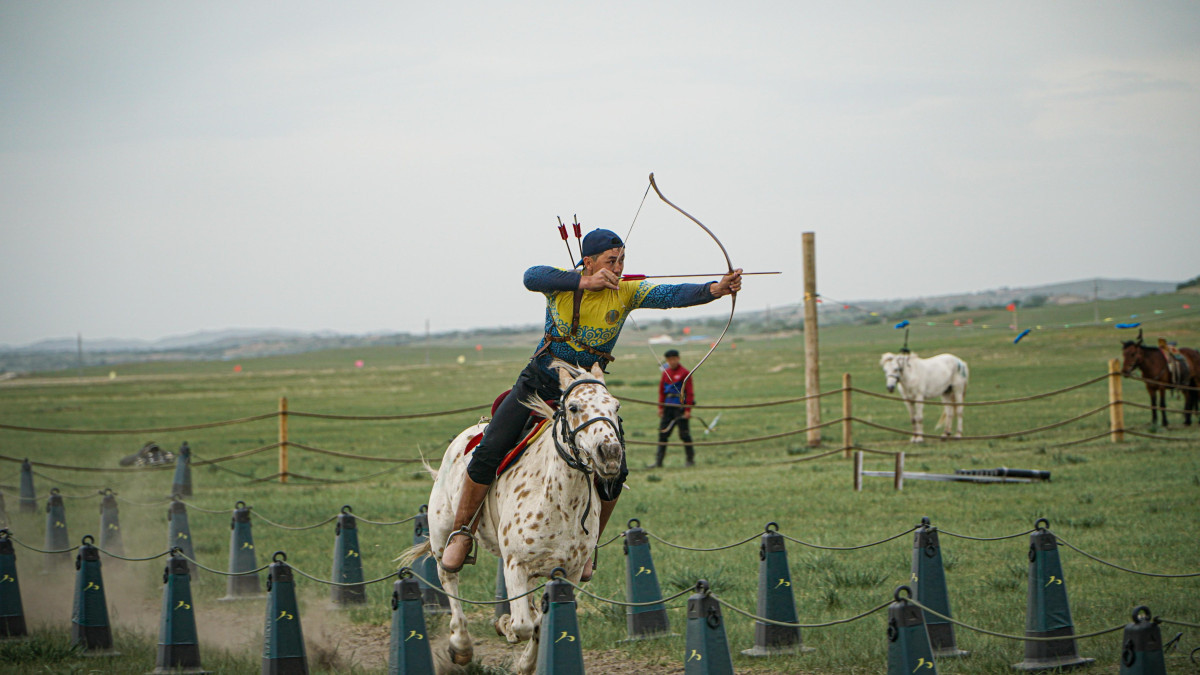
[{"left": 520, "top": 359, "right": 590, "bottom": 419}]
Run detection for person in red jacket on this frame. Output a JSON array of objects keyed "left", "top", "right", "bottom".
[{"left": 655, "top": 349, "right": 696, "bottom": 467}]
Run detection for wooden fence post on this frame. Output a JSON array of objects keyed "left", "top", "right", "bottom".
[
  {"left": 803, "top": 232, "right": 821, "bottom": 447},
  {"left": 893, "top": 452, "right": 905, "bottom": 491},
  {"left": 1107, "top": 359, "right": 1124, "bottom": 443},
  {"left": 853, "top": 450, "right": 863, "bottom": 492},
  {"left": 842, "top": 373, "right": 852, "bottom": 458},
  {"left": 279, "top": 396, "right": 289, "bottom": 483}
]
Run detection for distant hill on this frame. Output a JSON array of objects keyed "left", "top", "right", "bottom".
[{"left": 0, "top": 276, "right": 1187, "bottom": 374}]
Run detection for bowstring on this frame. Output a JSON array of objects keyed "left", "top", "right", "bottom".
[{"left": 621, "top": 179, "right": 673, "bottom": 383}]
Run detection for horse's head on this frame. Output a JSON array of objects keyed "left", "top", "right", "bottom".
[
  {"left": 550, "top": 360, "right": 624, "bottom": 480},
  {"left": 879, "top": 352, "right": 908, "bottom": 393},
  {"left": 1120, "top": 340, "right": 1143, "bottom": 376}
]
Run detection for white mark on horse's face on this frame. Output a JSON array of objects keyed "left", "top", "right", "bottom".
[
  {"left": 879, "top": 352, "right": 904, "bottom": 393},
  {"left": 565, "top": 380, "right": 624, "bottom": 479}
]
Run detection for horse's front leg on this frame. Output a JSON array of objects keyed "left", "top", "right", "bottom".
[
  {"left": 436, "top": 567, "right": 474, "bottom": 666},
  {"left": 495, "top": 558, "right": 540, "bottom": 645},
  {"left": 910, "top": 398, "right": 925, "bottom": 442},
  {"left": 1159, "top": 389, "right": 1169, "bottom": 428}
]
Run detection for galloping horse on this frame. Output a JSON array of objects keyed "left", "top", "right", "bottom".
[
  {"left": 1120, "top": 332, "right": 1200, "bottom": 427},
  {"left": 879, "top": 351, "right": 970, "bottom": 442},
  {"left": 399, "top": 360, "right": 624, "bottom": 674}
]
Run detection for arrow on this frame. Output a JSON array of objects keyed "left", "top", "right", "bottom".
[{"left": 622, "top": 271, "right": 780, "bottom": 281}]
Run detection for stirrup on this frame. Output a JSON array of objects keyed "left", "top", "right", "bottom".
[{"left": 440, "top": 526, "right": 477, "bottom": 573}]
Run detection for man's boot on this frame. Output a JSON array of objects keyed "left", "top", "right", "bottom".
[
  {"left": 440, "top": 475, "right": 491, "bottom": 573},
  {"left": 581, "top": 496, "right": 618, "bottom": 582},
  {"left": 650, "top": 446, "right": 666, "bottom": 469}
]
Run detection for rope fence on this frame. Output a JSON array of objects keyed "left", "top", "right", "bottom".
[
  {"left": 2, "top": 360, "right": 1198, "bottom": 485},
  {"left": 2, "top": 509, "right": 1197, "bottom": 673}
]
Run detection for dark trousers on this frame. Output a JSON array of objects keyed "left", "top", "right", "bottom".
[
  {"left": 656, "top": 407, "right": 694, "bottom": 465},
  {"left": 468, "top": 360, "right": 628, "bottom": 500}
]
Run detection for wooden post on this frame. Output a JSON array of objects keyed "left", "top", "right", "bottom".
[
  {"left": 842, "top": 373, "right": 852, "bottom": 458},
  {"left": 1108, "top": 359, "right": 1124, "bottom": 443},
  {"left": 803, "top": 232, "right": 821, "bottom": 447},
  {"left": 853, "top": 450, "right": 863, "bottom": 492},
  {"left": 894, "top": 452, "right": 905, "bottom": 491},
  {"left": 279, "top": 396, "right": 289, "bottom": 483}
]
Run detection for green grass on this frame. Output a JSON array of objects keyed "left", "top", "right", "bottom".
[{"left": 1, "top": 293, "right": 1198, "bottom": 673}]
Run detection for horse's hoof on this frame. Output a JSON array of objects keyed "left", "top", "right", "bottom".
[{"left": 494, "top": 614, "right": 510, "bottom": 637}]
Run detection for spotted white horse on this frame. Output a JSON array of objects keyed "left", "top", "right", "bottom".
[
  {"left": 879, "top": 352, "right": 969, "bottom": 442},
  {"left": 399, "top": 360, "right": 624, "bottom": 674}
]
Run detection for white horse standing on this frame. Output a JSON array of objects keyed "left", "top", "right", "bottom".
[
  {"left": 879, "top": 352, "right": 970, "bottom": 442},
  {"left": 399, "top": 360, "right": 624, "bottom": 674}
]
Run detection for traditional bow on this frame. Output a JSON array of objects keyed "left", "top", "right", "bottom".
[{"left": 630, "top": 172, "right": 738, "bottom": 390}]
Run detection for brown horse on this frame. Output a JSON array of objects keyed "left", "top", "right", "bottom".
[{"left": 1120, "top": 333, "right": 1200, "bottom": 427}]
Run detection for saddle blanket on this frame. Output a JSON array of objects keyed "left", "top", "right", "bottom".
[{"left": 463, "top": 418, "right": 551, "bottom": 478}]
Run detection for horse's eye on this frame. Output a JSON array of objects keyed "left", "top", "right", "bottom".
[{"left": 568, "top": 404, "right": 579, "bottom": 413}]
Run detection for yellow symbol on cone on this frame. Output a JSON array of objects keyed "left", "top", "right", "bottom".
[
  {"left": 177, "top": 532, "right": 189, "bottom": 539},
  {"left": 1045, "top": 575, "right": 1063, "bottom": 587},
  {"left": 688, "top": 650, "right": 703, "bottom": 662},
  {"left": 0, "top": 574, "right": 13, "bottom": 583},
  {"left": 242, "top": 542, "right": 254, "bottom": 550},
  {"left": 346, "top": 550, "right": 359, "bottom": 558},
  {"left": 914, "top": 657, "right": 934, "bottom": 671},
  {"left": 635, "top": 566, "right": 652, "bottom": 576},
  {"left": 911, "top": 573, "right": 919, "bottom": 582},
  {"left": 556, "top": 631, "right": 575, "bottom": 643},
  {"left": 277, "top": 610, "right": 294, "bottom": 621},
  {"left": 85, "top": 581, "right": 101, "bottom": 591},
  {"left": 55, "top": 521, "right": 65, "bottom": 529},
  {"left": 405, "top": 630, "right": 424, "bottom": 641},
  {"left": 775, "top": 578, "right": 790, "bottom": 588},
  {"left": 108, "top": 523, "right": 119, "bottom": 530},
  {"left": 175, "top": 600, "right": 191, "bottom": 611}
]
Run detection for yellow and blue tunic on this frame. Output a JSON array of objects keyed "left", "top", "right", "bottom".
[{"left": 524, "top": 266, "right": 718, "bottom": 375}]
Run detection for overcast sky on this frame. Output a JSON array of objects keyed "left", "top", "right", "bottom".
[{"left": 2, "top": 2, "right": 1197, "bottom": 346}]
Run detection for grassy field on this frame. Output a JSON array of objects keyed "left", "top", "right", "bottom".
[{"left": 1, "top": 293, "right": 1198, "bottom": 673}]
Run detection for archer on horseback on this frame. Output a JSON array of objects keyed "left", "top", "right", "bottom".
[{"left": 440, "top": 227, "right": 742, "bottom": 576}]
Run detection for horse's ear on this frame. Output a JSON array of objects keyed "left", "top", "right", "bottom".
[
  {"left": 548, "top": 359, "right": 581, "bottom": 389},
  {"left": 589, "top": 362, "right": 606, "bottom": 382}
]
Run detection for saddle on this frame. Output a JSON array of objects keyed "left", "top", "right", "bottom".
[
  {"left": 462, "top": 389, "right": 556, "bottom": 478},
  {"left": 1158, "top": 339, "right": 1191, "bottom": 387}
]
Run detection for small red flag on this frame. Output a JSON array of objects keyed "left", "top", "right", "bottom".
[{"left": 1006, "top": 303, "right": 1016, "bottom": 312}]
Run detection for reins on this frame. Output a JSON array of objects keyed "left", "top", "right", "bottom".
[{"left": 550, "top": 377, "right": 624, "bottom": 534}]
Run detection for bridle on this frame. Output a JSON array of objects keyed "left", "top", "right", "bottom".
[
  {"left": 550, "top": 376, "right": 624, "bottom": 535},
  {"left": 551, "top": 378, "right": 624, "bottom": 476}
]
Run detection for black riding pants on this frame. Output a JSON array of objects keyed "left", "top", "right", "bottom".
[
  {"left": 656, "top": 407, "right": 694, "bottom": 463},
  {"left": 466, "top": 360, "right": 629, "bottom": 501}
]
